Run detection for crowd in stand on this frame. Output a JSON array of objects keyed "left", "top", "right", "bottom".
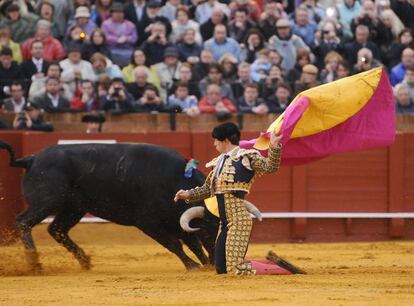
[{"left": 0, "top": 0, "right": 414, "bottom": 131}]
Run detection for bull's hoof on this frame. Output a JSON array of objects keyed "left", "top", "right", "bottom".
[
  {"left": 79, "top": 255, "right": 92, "bottom": 270},
  {"left": 185, "top": 262, "right": 202, "bottom": 271},
  {"left": 25, "top": 250, "right": 42, "bottom": 273},
  {"left": 29, "top": 263, "right": 43, "bottom": 274}
]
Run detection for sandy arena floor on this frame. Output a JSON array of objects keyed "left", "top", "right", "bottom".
[{"left": 0, "top": 223, "right": 413, "bottom": 306}]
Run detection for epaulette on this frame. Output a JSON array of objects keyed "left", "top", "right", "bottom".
[
  {"left": 205, "top": 156, "right": 219, "bottom": 168},
  {"left": 235, "top": 148, "right": 261, "bottom": 159}
]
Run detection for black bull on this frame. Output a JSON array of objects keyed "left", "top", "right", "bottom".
[{"left": 0, "top": 141, "right": 219, "bottom": 271}]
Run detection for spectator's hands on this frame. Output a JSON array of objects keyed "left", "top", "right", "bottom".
[
  {"left": 25, "top": 112, "right": 32, "bottom": 128},
  {"left": 253, "top": 104, "right": 269, "bottom": 115},
  {"left": 117, "top": 35, "right": 127, "bottom": 44},
  {"left": 81, "top": 93, "right": 90, "bottom": 103},
  {"left": 186, "top": 106, "right": 200, "bottom": 117},
  {"left": 215, "top": 101, "right": 229, "bottom": 113}
]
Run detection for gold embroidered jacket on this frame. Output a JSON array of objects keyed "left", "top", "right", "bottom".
[{"left": 187, "top": 144, "right": 282, "bottom": 202}]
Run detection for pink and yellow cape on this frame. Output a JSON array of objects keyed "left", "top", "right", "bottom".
[{"left": 240, "top": 67, "right": 396, "bottom": 165}]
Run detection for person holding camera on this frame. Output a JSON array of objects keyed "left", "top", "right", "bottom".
[
  {"left": 352, "top": 48, "right": 382, "bottom": 74},
  {"left": 12, "top": 101, "right": 54, "bottom": 132},
  {"left": 136, "top": 84, "right": 164, "bottom": 113},
  {"left": 100, "top": 77, "right": 135, "bottom": 112},
  {"left": 142, "top": 21, "right": 171, "bottom": 65}
]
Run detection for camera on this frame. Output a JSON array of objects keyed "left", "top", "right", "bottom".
[
  {"left": 361, "top": 57, "right": 367, "bottom": 63},
  {"left": 113, "top": 87, "right": 121, "bottom": 97}
]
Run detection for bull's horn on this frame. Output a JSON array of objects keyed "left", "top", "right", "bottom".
[
  {"left": 180, "top": 206, "right": 205, "bottom": 232},
  {"left": 244, "top": 200, "right": 262, "bottom": 221}
]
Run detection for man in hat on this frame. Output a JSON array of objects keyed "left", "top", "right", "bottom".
[
  {"left": 152, "top": 46, "right": 182, "bottom": 101},
  {"left": 66, "top": 6, "right": 97, "bottom": 38},
  {"left": 101, "top": 2, "right": 137, "bottom": 67},
  {"left": 175, "top": 123, "right": 305, "bottom": 275},
  {"left": 12, "top": 101, "right": 54, "bottom": 132},
  {"left": 59, "top": 42, "right": 96, "bottom": 100},
  {"left": 81, "top": 113, "right": 106, "bottom": 133}
]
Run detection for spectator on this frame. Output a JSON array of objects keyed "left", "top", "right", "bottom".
[
  {"left": 0, "top": 3, "right": 36, "bottom": 44},
  {"left": 350, "top": 0, "right": 387, "bottom": 46},
  {"left": 390, "top": 47, "right": 414, "bottom": 86},
  {"left": 386, "top": 29, "right": 414, "bottom": 69},
  {"left": 34, "top": 77, "right": 70, "bottom": 112},
  {"left": 122, "top": 48, "right": 148, "bottom": 83},
  {"left": 90, "top": 52, "right": 123, "bottom": 80},
  {"left": 42, "top": 0, "right": 73, "bottom": 45},
  {"left": 20, "top": 40, "right": 49, "bottom": 84},
  {"left": 100, "top": 77, "right": 135, "bottom": 112},
  {"left": 200, "top": 7, "right": 227, "bottom": 42},
  {"left": 12, "top": 101, "right": 54, "bottom": 132},
  {"left": 286, "top": 48, "right": 311, "bottom": 84},
  {"left": 268, "top": 49, "right": 284, "bottom": 68},
  {"left": 204, "top": 24, "right": 241, "bottom": 62},
  {"left": 124, "top": 0, "right": 146, "bottom": 41},
  {"left": 195, "top": 0, "right": 230, "bottom": 25},
  {"left": 240, "top": 28, "right": 266, "bottom": 63},
  {"left": 267, "top": 82, "right": 292, "bottom": 113},
  {"left": 192, "top": 48, "right": 214, "bottom": 81},
  {"left": 231, "top": 62, "right": 251, "bottom": 99},
  {"left": 160, "top": 0, "right": 181, "bottom": 23},
  {"left": 395, "top": 83, "right": 414, "bottom": 113},
  {"left": 63, "top": 24, "right": 88, "bottom": 51},
  {"left": 218, "top": 53, "right": 238, "bottom": 82},
  {"left": 229, "top": 0, "right": 261, "bottom": 22},
  {"left": 60, "top": 43, "right": 97, "bottom": 100},
  {"left": 292, "top": 6, "right": 318, "bottom": 48},
  {"left": 101, "top": 2, "right": 138, "bottom": 67},
  {"left": 294, "top": 64, "right": 320, "bottom": 95},
  {"left": 28, "top": 62, "right": 71, "bottom": 101},
  {"left": 343, "top": 24, "right": 381, "bottom": 66},
  {"left": 402, "top": 66, "right": 414, "bottom": 100},
  {"left": 337, "top": 60, "right": 351, "bottom": 79},
  {"left": 320, "top": 51, "right": 344, "bottom": 83},
  {"left": 67, "top": 6, "right": 97, "bottom": 39},
  {"left": 250, "top": 49, "right": 272, "bottom": 83},
  {"left": 391, "top": 0, "right": 414, "bottom": 31},
  {"left": 237, "top": 83, "right": 268, "bottom": 114},
  {"left": 141, "top": 22, "right": 171, "bottom": 65},
  {"left": 268, "top": 18, "right": 308, "bottom": 72},
  {"left": 313, "top": 20, "right": 344, "bottom": 68},
  {"left": 166, "top": 81, "right": 199, "bottom": 116},
  {"left": 228, "top": 7, "right": 255, "bottom": 43},
  {"left": 152, "top": 46, "right": 182, "bottom": 101},
  {"left": 0, "top": 26, "right": 22, "bottom": 63},
  {"left": 258, "top": 0, "right": 281, "bottom": 40},
  {"left": 126, "top": 66, "right": 153, "bottom": 100},
  {"left": 336, "top": 0, "right": 361, "bottom": 40},
  {"left": 353, "top": 48, "right": 382, "bottom": 74},
  {"left": 169, "top": 63, "right": 201, "bottom": 98},
  {"left": 70, "top": 79, "right": 100, "bottom": 111},
  {"left": 81, "top": 112, "right": 106, "bottom": 133},
  {"left": 0, "top": 47, "right": 22, "bottom": 101},
  {"left": 82, "top": 28, "right": 112, "bottom": 61},
  {"left": 379, "top": 9, "right": 405, "bottom": 58},
  {"left": 136, "top": 84, "right": 164, "bottom": 112},
  {"left": 301, "top": 0, "right": 326, "bottom": 23},
  {"left": 199, "top": 63, "right": 234, "bottom": 102},
  {"left": 198, "top": 83, "right": 236, "bottom": 113},
  {"left": 2, "top": 82, "right": 27, "bottom": 113},
  {"left": 37, "top": 0, "right": 62, "bottom": 39},
  {"left": 22, "top": 20, "right": 66, "bottom": 62},
  {"left": 258, "top": 64, "right": 284, "bottom": 98},
  {"left": 176, "top": 28, "right": 203, "bottom": 64},
  {"left": 171, "top": 6, "right": 202, "bottom": 45},
  {"left": 137, "top": 0, "right": 172, "bottom": 46},
  {"left": 90, "top": 0, "right": 113, "bottom": 26}
]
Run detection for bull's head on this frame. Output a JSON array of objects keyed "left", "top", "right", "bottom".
[{"left": 180, "top": 200, "right": 263, "bottom": 232}]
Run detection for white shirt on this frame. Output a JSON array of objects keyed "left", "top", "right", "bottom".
[
  {"left": 11, "top": 98, "right": 26, "bottom": 113},
  {"left": 47, "top": 93, "right": 60, "bottom": 108},
  {"left": 32, "top": 58, "right": 44, "bottom": 72},
  {"left": 215, "top": 146, "right": 238, "bottom": 177},
  {"left": 134, "top": 1, "right": 145, "bottom": 21}
]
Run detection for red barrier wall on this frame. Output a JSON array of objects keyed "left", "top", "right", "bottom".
[{"left": 1, "top": 131, "right": 413, "bottom": 243}]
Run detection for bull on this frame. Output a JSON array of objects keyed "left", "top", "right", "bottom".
[{"left": 0, "top": 141, "right": 222, "bottom": 271}]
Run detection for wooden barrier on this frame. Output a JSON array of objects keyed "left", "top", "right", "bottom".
[{"left": 0, "top": 131, "right": 414, "bottom": 243}]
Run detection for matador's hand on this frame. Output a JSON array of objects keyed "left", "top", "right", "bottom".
[
  {"left": 174, "top": 189, "right": 190, "bottom": 202},
  {"left": 270, "top": 130, "right": 283, "bottom": 148}
]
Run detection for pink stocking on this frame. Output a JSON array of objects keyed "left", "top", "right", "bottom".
[{"left": 249, "top": 259, "right": 292, "bottom": 275}]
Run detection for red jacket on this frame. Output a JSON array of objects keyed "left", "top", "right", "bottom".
[
  {"left": 198, "top": 97, "right": 237, "bottom": 113},
  {"left": 22, "top": 35, "right": 66, "bottom": 62},
  {"left": 70, "top": 96, "right": 100, "bottom": 111}
]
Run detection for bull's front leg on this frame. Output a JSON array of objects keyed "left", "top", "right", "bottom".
[{"left": 137, "top": 224, "right": 201, "bottom": 270}]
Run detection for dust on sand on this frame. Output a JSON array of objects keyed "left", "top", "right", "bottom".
[{"left": 1, "top": 224, "right": 413, "bottom": 306}]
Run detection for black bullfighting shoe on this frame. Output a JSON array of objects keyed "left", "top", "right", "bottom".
[{"left": 266, "top": 250, "right": 306, "bottom": 275}]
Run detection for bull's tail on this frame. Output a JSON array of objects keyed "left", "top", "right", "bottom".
[{"left": 0, "top": 140, "right": 34, "bottom": 170}]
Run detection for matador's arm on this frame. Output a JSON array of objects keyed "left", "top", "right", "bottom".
[
  {"left": 250, "top": 144, "right": 282, "bottom": 175},
  {"left": 186, "top": 170, "right": 214, "bottom": 203}
]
